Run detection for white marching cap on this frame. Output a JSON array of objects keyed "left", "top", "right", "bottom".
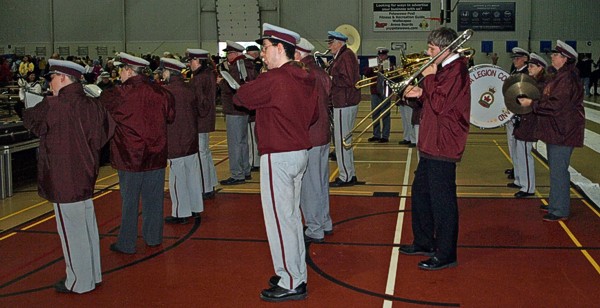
[
  {"left": 161, "top": 57, "right": 186, "bottom": 71},
  {"left": 296, "top": 38, "right": 315, "bottom": 53},
  {"left": 117, "top": 52, "right": 150, "bottom": 67}
]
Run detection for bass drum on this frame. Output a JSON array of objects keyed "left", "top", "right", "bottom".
[{"left": 469, "top": 64, "right": 513, "bottom": 129}]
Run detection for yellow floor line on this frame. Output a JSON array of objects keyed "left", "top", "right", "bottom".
[
  {"left": 0, "top": 200, "right": 49, "bottom": 221},
  {"left": 495, "top": 139, "right": 599, "bottom": 275},
  {"left": 0, "top": 191, "right": 113, "bottom": 241},
  {"left": 559, "top": 221, "right": 600, "bottom": 275}
]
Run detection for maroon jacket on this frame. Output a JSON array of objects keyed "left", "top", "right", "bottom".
[
  {"left": 164, "top": 75, "right": 199, "bottom": 158},
  {"left": 233, "top": 61, "right": 318, "bottom": 154},
  {"left": 100, "top": 74, "right": 175, "bottom": 172},
  {"left": 219, "top": 55, "right": 257, "bottom": 115},
  {"left": 23, "top": 83, "right": 113, "bottom": 203},
  {"left": 191, "top": 66, "right": 216, "bottom": 133},
  {"left": 532, "top": 63, "right": 585, "bottom": 147},
  {"left": 419, "top": 57, "right": 471, "bottom": 162},
  {"left": 329, "top": 45, "right": 361, "bottom": 108},
  {"left": 514, "top": 74, "right": 546, "bottom": 142},
  {"left": 301, "top": 56, "right": 331, "bottom": 147}
]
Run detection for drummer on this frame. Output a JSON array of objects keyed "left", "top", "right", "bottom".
[
  {"left": 518, "top": 40, "right": 584, "bottom": 221},
  {"left": 511, "top": 53, "right": 548, "bottom": 198}
]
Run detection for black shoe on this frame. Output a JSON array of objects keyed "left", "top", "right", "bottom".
[
  {"left": 514, "top": 191, "right": 535, "bottom": 198},
  {"left": 507, "top": 183, "right": 521, "bottom": 189},
  {"left": 304, "top": 233, "right": 324, "bottom": 243},
  {"left": 54, "top": 280, "right": 72, "bottom": 293},
  {"left": 408, "top": 143, "right": 416, "bottom": 148},
  {"left": 418, "top": 257, "right": 457, "bottom": 271},
  {"left": 378, "top": 138, "right": 389, "bottom": 143},
  {"left": 398, "top": 140, "right": 411, "bottom": 145},
  {"left": 329, "top": 176, "right": 357, "bottom": 187},
  {"left": 504, "top": 168, "right": 514, "bottom": 175},
  {"left": 268, "top": 275, "right": 281, "bottom": 288},
  {"left": 539, "top": 204, "right": 549, "bottom": 212},
  {"left": 260, "top": 282, "right": 307, "bottom": 302},
  {"left": 220, "top": 177, "right": 245, "bottom": 185},
  {"left": 368, "top": 136, "right": 381, "bottom": 142},
  {"left": 245, "top": 174, "right": 252, "bottom": 180},
  {"left": 329, "top": 152, "right": 337, "bottom": 161},
  {"left": 191, "top": 212, "right": 201, "bottom": 218},
  {"left": 109, "top": 243, "right": 135, "bottom": 255},
  {"left": 399, "top": 244, "right": 434, "bottom": 256},
  {"left": 251, "top": 166, "right": 260, "bottom": 172},
  {"left": 202, "top": 191, "right": 215, "bottom": 200},
  {"left": 164, "top": 216, "right": 189, "bottom": 224},
  {"left": 324, "top": 229, "right": 334, "bottom": 236},
  {"left": 543, "top": 213, "right": 568, "bottom": 222}
]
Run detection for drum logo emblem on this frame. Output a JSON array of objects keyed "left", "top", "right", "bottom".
[{"left": 478, "top": 87, "right": 496, "bottom": 108}]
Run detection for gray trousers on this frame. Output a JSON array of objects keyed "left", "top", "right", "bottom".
[
  {"left": 54, "top": 199, "right": 102, "bottom": 293},
  {"left": 333, "top": 106, "right": 358, "bottom": 182},
  {"left": 225, "top": 114, "right": 250, "bottom": 179},
  {"left": 260, "top": 150, "right": 308, "bottom": 290},
  {"left": 198, "top": 133, "right": 217, "bottom": 193},
  {"left": 168, "top": 153, "right": 203, "bottom": 217},
  {"left": 506, "top": 119, "right": 516, "bottom": 166},
  {"left": 300, "top": 144, "right": 332, "bottom": 239},
  {"left": 116, "top": 168, "right": 165, "bottom": 253},
  {"left": 400, "top": 105, "right": 415, "bottom": 143},
  {"left": 547, "top": 144, "right": 574, "bottom": 217},
  {"left": 513, "top": 140, "right": 535, "bottom": 193}
]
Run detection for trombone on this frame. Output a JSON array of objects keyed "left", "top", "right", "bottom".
[{"left": 342, "top": 29, "right": 475, "bottom": 149}]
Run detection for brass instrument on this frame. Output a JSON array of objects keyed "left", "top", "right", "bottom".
[
  {"left": 343, "top": 29, "right": 475, "bottom": 149},
  {"left": 313, "top": 49, "right": 331, "bottom": 69}
]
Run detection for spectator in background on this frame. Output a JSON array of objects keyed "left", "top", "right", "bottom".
[
  {"left": 0, "top": 57, "right": 12, "bottom": 86},
  {"left": 19, "top": 55, "right": 35, "bottom": 77},
  {"left": 592, "top": 56, "right": 600, "bottom": 95},
  {"left": 577, "top": 53, "right": 593, "bottom": 96},
  {"left": 96, "top": 71, "right": 114, "bottom": 91}
]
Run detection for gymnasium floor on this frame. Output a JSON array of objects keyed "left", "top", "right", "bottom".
[{"left": 1, "top": 95, "right": 599, "bottom": 307}]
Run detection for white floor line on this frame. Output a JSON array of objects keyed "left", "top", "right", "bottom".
[{"left": 383, "top": 148, "right": 413, "bottom": 308}]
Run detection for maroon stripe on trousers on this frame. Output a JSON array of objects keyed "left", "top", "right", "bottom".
[
  {"left": 525, "top": 142, "right": 531, "bottom": 193},
  {"left": 337, "top": 109, "right": 349, "bottom": 180},
  {"left": 267, "top": 154, "right": 293, "bottom": 289},
  {"left": 56, "top": 203, "right": 77, "bottom": 291},
  {"left": 198, "top": 151, "right": 207, "bottom": 193},
  {"left": 170, "top": 160, "right": 180, "bottom": 216}
]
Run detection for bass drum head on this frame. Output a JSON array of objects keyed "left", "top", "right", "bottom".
[{"left": 469, "top": 64, "right": 513, "bottom": 129}]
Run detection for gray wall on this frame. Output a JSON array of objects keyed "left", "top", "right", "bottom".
[{"left": 1, "top": 0, "right": 599, "bottom": 69}]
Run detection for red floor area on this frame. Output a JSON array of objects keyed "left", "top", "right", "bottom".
[{"left": 1, "top": 192, "right": 599, "bottom": 306}]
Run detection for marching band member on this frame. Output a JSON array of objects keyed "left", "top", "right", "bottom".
[
  {"left": 218, "top": 41, "right": 257, "bottom": 185},
  {"left": 400, "top": 27, "right": 471, "bottom": 271},
  {"left": 161, "top": 57, "right": 203, "bottom": 224},
  {"left": 294, "top": 37, "right": 334, "bottom": 242},
  {"left": 505, "top": 47, "right": 530, "bottom": 181},
  {"left": 364, "top": 47, "right": 393, "bottom": 143},
  {"left": 327, "top": 30, "right": 361, "bottom": 187},
  {"left": 100, "top": 52, "right": 175, "bottom": 254},
  {"left": 234, "top": 23, "right": 318, "bottom": 302},
  {"left": 518, "top": 40, "right": 585, "bottom": 221},
  {"left": 187, "top": 48, "right": 218, "bottom": 199},
  {"left": 511, "top": 53, "right": 548, "bottom": 198},
  {"left": 245, "top": 44, "right": 263, "bottom": 172},
  {"left": 23, "top": 59, "right": 113, "bottom": 293}
]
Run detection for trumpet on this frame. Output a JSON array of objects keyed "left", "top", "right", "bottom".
[
  {"left": 355, "top": 67, "right": 403, "bottom": 89},
  {"left": 343, "top": 29, "right": 475, "bottom": 149}
]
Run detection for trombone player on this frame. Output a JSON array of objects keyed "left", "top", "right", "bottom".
[
  {"left": 399, "top": 27, "right": 471, "bottom": 271},
  {"left": 327, "top": 30, "right": 361, "bottom": 187},
  {"left": 363, "top": 47, "right": 393, "bottom": 143}
]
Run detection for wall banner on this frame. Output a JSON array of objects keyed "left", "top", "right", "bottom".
[
  {"left": 373, "top": 3, "right": 432, "bottom": 32},
  {"left": 457, "top": 2, "right": 516, "bottom": 31}
]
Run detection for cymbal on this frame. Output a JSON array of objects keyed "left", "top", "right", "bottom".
[
  {"left": 502, "top": 73, "right": 535, "bottom": 94},
  {"left": 503, "top": 81, "right": 540, "bottom": 114}
]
